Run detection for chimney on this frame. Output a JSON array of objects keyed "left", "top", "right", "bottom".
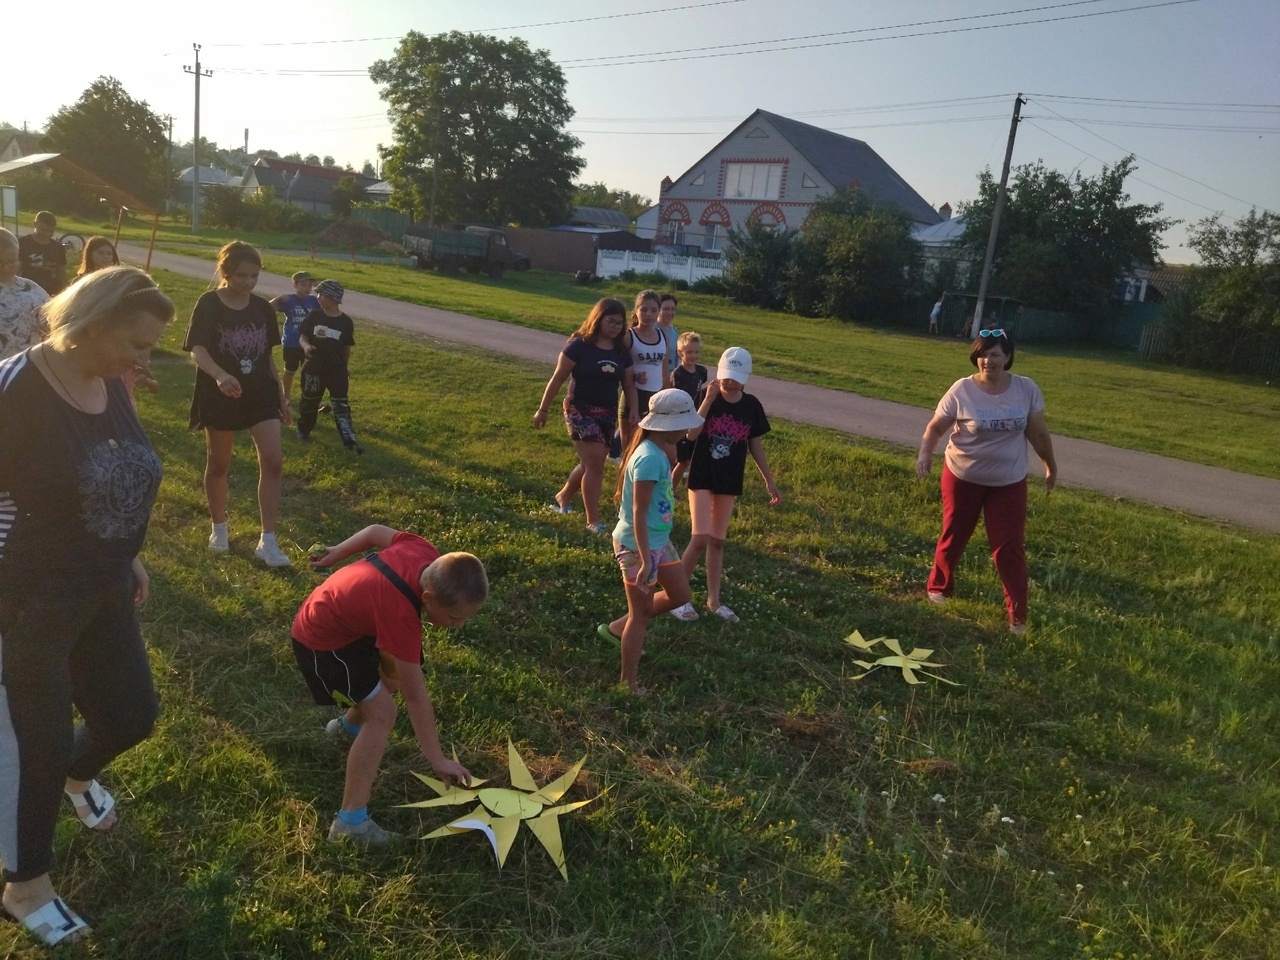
[
  {"left": 660, "top": 176, "right": 673, "bottom": 194},
  {"left": 939, "top": 203, "right": 952, "bottom": 220}
]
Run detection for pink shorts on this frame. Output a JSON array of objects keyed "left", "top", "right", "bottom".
[
  {"left": 614, "top": 541, "right": 681, "bottom": 585},
  {"left": 688, "top": 490, "right": 736, "bottom": 540}
]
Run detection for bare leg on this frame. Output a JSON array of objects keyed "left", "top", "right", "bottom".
[
  {"left": 574, "top": 440, "right": 609, "bottom": 526},
  {"left": 248, "top": 419, "right": 284, "bottom": 534},
  {"left": 203, "top": 428, "right": 235, "bottom": 523},
  {"left": 3, "top": 876, "right": 89, "bottom": 942},
  {"left": 283, "top": 369, "right": 295, "bottom": 401},
  {"left": 681, "top": 533, "right": 709, "bottom": 581},
  {"left": 705, "top": 536, "right": 728, "bottom": 610},
  {"left": 619, "top": 580, "right": 653, "bottom": 691},
  {"left": 340, "top": 686, "right": 397, "bottom": 812}
]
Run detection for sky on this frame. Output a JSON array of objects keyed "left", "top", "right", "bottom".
[{"left": 7, "top": 0, "right": 1279, "bottom": 261}]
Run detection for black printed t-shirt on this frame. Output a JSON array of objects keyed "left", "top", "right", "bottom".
[
  {"left": 0, "top": 351, "right": 162, "bottom": 593},
  {"left": 687, "top": 390, "right": 770, "bottom": 496},
  {"left": 183, "top": 291, "right": 282, "bottom": 430},
  {"left": 562, "top": 336, "right": 632, "bottom": 410},
  {"left": 299, "top": 309, "right": 355, "bottom": 373},
  {"left": 18, "top": 235, "right": 67, "bottom": 296}
]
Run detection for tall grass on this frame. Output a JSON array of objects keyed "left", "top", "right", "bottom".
[{"left": 4, "top": 270, "right": 1275, "bottom": 959}]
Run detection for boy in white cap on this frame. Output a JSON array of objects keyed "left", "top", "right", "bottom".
[
  {"left": 672, "top": 347, "right": 781, "bottom": 622},
  {"left": 297, "top": 279, "right": 362, "bottom": 453}
]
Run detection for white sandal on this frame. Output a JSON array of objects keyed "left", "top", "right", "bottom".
[
  {"left": 66, "top": 780, "right": 116, "bottom": 830},
  {"left": 17, "top": 897, "right": 91, "bottom": 947},
  {"left": 670, "top": 602, "right": 699, "bottom": 621},
  {"left": 709, "top": 604, "right": 740, "bottom": 622}
]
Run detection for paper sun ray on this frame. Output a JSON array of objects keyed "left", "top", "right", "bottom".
[
  {"left": 844, "top": 630, "right": 960, "bottom": 686},
  {"left": 400, "top": 741, "right": 602, "bottom": 879}
]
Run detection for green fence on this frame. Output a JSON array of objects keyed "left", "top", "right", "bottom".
[
  {"left": 887, "top": 293, "right": 1160, "bottom": 346},
  {"left": 352, "top": 208, "right": 411, "bottom": 240}
]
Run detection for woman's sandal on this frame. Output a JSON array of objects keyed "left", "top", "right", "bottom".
[
  {"left": 548, "top": 500, "right": 574, "bottom": 515},
  {"left": 669, "top": 602, "right": 699, "bottom": 621},
  {"left": 12, "top": 897, "right": 91, "bottom": 947},
  {"left": 597, "top": 623, "right": 620, "bottom": 644},
  {"left": 66, "top": 780, "right": 116, "bottom": 831},
  {"left": 708, "top": 604, "right": 740, "bottom": 622}
]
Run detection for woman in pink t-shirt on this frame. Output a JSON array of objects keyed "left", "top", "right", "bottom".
[{"left": 915, "top": 330, "right": 1058, "bottom": 633}]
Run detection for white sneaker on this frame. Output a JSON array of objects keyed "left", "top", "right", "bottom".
[
  {"left": 255, "top": 535, "right": 292, "bottom": 568},
  {"left": 328, "top": 815, "right": 400, "bottom": 846},
  {"left": 927, "top": 592, "right": 947, "bottom": 604},
  {"left": 208, "top": 525, "right": 229, "bottom": 553}
]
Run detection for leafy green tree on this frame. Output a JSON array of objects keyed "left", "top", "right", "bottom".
[
  {"left": 329, "top": 176, "right": 368, "bottom": 218},
  {"left": 202, "top": 184, "right": 244, "bottom": 229},
  {"left": 1186, "top": 209, "right": 1280, "bottom": 330},
  {"left": 303, "top": 154, "right": 321, "bottom": 167},
  {"left": 959, "top": 156, "right": 1175, "bottom": 316},
  {"left": 370, "top": 31, "right": 584, "bottom": 226},
  {"left": 723, "top": 224, "right": 799, "bottom": 311},
  {"left": 572, "top": 182, "right": 652, "bottom": 221},
  {"left": 42, "top": 77, "right": 169, "bottom": 204},
  {"left": 785, "top": 187, "right": 920, "bottom": 320},
  {"left": 361, "top": 160, "right": 377, "bottom": 177}
]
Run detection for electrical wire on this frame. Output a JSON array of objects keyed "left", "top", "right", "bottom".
[{"left": 1027, "top": 99, "right": 1268, "bottom": 206}]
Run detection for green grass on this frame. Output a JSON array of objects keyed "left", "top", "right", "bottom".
[
  {"left": 5, "top": 269, "right": 1277, "bottom": 958},
  {"left": 116, "top": 232, "right": 1280, "bottom": 477}
]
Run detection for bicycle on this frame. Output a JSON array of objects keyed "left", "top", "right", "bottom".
[{"left": 59, "top": 232, "right": 85, "bottom": 257}]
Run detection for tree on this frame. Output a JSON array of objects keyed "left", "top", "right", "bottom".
[
  {"left": 303, "top": 153, "right": 321, "bottom": 166},
  {"left": 361, "top": 160, "right": 377, "bottom": 178},
  {"left": 572, "top": 181, "right": 652, "bottom": 222},
  {"left": 789, "top": 188, "right": 921, "bottom": 320},
  {"left": 723, "top": 224, "right": 799, "bottom": 311},
  {"left": 370, "top": 31, "right": 584, "bottom": 226},
  {"left": 329, "top": 176, "right": 368, "bottom": 218},
  {"left": 1186, "top": 209, "right": 1280, "bottom": 330},
  {"left": 959, "top": 156, "right": 1175, "bottom": 316},
  {"left": 42, "top": 77, "right": 169, "bottom": 204}
]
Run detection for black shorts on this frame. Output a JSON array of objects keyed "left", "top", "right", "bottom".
[
  {"left": 282, "top": 347, "right": 305, "bottom": 372},
  {"left": 619, "top": 388, "right": 658, "bottom": 420},
  {"left": 675, "top": 437, "right": 694, "bottom": 463},
  {"left": 292, "top": 635, "right": 381, "bottom": 707}
]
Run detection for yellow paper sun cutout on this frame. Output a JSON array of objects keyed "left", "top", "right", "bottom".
[
  {"left": 844, "top": 630, "right": 960, "bottom": 686},
  {"left": 400, "top": 741, "right": 602, "bottom": 879}
]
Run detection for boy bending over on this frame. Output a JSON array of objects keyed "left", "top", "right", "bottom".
[{"left": 291, "top": 524, "right": 488, "bottom": 845}]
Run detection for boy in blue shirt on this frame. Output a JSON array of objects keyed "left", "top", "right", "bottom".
[{"left": 270, "top": 271, "right": 318, "bottom": 402}]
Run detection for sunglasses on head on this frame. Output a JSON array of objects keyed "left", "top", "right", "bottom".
[{"left": 978, "top": 328, "right": 1008, "bottom": 339}]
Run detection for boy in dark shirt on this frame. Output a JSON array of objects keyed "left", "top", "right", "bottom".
[
  {"left": 670, "top": 330, "right": 708, "bottom": 490},
  {"left": 18, "top": 212, "right": 67, "bottom": 296},
  {"left": 296, "top": 279, "right": 361, "bottom": 453}
]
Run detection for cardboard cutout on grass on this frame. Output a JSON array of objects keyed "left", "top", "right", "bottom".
[
  {"left": 844, "top": 630, "right": 959, "bottom": 686},
  {"left": 401, "top": 741, "right": 601, "bottom": 879}
]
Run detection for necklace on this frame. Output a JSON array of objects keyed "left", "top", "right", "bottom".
[{"left": 39, "top": 346, "right": 105, "bottom": 414}]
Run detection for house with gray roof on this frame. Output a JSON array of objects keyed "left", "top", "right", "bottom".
[
  {"left": 656, "top": 109, "right": 943, "bottom": 255},
  {"left": 240, "top": 157, "right": 379, "bottom": 216}
]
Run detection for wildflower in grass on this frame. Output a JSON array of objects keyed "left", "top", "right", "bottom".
[
  {"left": 1001, "top": 816, "right": 1015, "bottom": 824},
  {"left": 932, "top": 793, "right": 947, "bottom": 803}
]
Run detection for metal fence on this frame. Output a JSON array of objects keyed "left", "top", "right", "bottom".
[{"left": 1139, "top": 323, "right": 1280, "bottom": 380}]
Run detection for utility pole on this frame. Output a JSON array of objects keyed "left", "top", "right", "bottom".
[
  {"left": 972, "top": 93, "right": 1024, "bottom": 329},
  {"left": 244, "top": 128, "right": 249, "bottom": 157},
  {"left": 165, "top": 115, "right": 174, "bottom": 213},
  {"left": 184, "top": 44, "right": 212, "bottom": 233}
]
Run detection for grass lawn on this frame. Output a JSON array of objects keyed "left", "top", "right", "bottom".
[
  {"left": 5, "top": 269, "right": 1276, "bottom": 958},
  {"left": 111, "top": 232, "right": 1280, "bottom": 478}
]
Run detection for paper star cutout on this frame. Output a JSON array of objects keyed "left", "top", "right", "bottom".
[
  {"left": 400, "top": 741, "right": 603, "bottom": 879},
  {"left": 844, "top": 630, "right": 959, "bottom": 686}
]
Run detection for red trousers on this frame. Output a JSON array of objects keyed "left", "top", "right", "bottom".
[{"left": 928, "top": 464, "right": 1028, "bottom": 624}]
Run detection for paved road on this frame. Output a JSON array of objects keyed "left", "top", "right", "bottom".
[{"left": 126, "top": 244, "right": 1280, "bottom": 534}]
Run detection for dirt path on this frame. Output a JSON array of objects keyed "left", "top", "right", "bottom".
[{"left": 128, "top": 245, "right": 1280, "bottom": 534}]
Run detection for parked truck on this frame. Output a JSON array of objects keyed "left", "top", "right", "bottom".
[{"left": 402, "top": 224, "right": 527, "bottom": 278}]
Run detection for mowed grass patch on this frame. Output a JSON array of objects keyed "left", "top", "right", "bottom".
[
  {"left": 5, "top": 268, "right": 1277, "bottom": 959},
  {"left": 129, "top": 244, "right": 1280, "bottom": 478}
]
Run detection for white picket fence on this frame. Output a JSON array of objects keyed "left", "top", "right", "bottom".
[{"left": 596, "top": 249, "right": 727, "bottom": 284}]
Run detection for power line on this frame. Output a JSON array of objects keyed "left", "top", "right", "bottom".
[
  {"left": 1027, "top": 98, "right": 1268, "bottom": 207},
  {"left": 562, "top": 0, "right": 1125, "bottom": 63},
  {"left": 1023, "top": 119, "right": 1233, "bottom": 217},
  {"left": 570, "top": 114, "right": 1011, "bottom": 135},
  {"left": 1027, "top": 115, "right": 1280, "bottom": 132},
  {"left": 562, "top": 0, "right": 1206, "bottom": 69},
  {"left": 204, "top": 0, "right": 751, "bottom": 47},
  {"left": 1028, "top": 93, "right": 1280, "bottom": 110},
  {"left": 575, "top": 94, "right": 1014, "bottom": 124}
]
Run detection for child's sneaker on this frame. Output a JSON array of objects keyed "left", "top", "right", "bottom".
[
  {"left": 328, "top": 816, "right": 399, "bottom": 846},
  {"left": 208, "top": 524, "right": 229, "bottom": 553},
  {"left": 325, "top": 716, "right": 360, "bottom": 740},
  {"left": 255, "top": 534, "right": 292, "bottom": 568}
]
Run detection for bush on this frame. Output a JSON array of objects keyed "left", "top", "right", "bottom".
[
  {"left": 202, "top": 184, "right": 244, "bottom": 229},
  {"left": 691, "top": 274, "right": 730, "bottom": 296},
  {"left": 724, "top": 224, "right": 797, "bottom": 310}
]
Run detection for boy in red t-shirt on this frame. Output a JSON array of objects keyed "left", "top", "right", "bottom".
[{"left": 291, "top": 524, "right": 488, "bottom": 845}]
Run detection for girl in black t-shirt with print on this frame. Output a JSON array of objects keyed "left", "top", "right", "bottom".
[
  {"left": 534, "top": 298, "right": 638, "bottom": 533},
  {"left": 673, "top": 347, "right": 781, "bottom": 623},
  {"left": 183, "top": 241, "right": 293, "bottom": 567}
]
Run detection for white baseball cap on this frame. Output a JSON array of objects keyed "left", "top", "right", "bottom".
[
  {"left": 717, "top": 346, "right": 752, "bottom": 384},
  {"left": 638, "top": 388, "right": 705, "bottom": 431}
]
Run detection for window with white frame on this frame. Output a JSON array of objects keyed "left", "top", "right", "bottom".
[
  {"left": 724, "top": 163, "right": 783, "bottom": 200},
  {"left": 703, "top": 224, "right": 723, "bottom": 252}
]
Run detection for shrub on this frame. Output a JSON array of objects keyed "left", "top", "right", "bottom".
[
  {"left": 691, "top": 274, "right": 730, "bottom": 296},
  {"left": 724, "top": 224, "right": 797, "bottom": 310}
]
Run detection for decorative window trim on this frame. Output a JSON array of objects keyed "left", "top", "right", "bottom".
[{"left": 659, "top": 201, "right": 692, "bottom": 226}]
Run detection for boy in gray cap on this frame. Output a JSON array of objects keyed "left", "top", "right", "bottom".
[{"left": 297, "top": 279, "right": 362, "bottom": 453}]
